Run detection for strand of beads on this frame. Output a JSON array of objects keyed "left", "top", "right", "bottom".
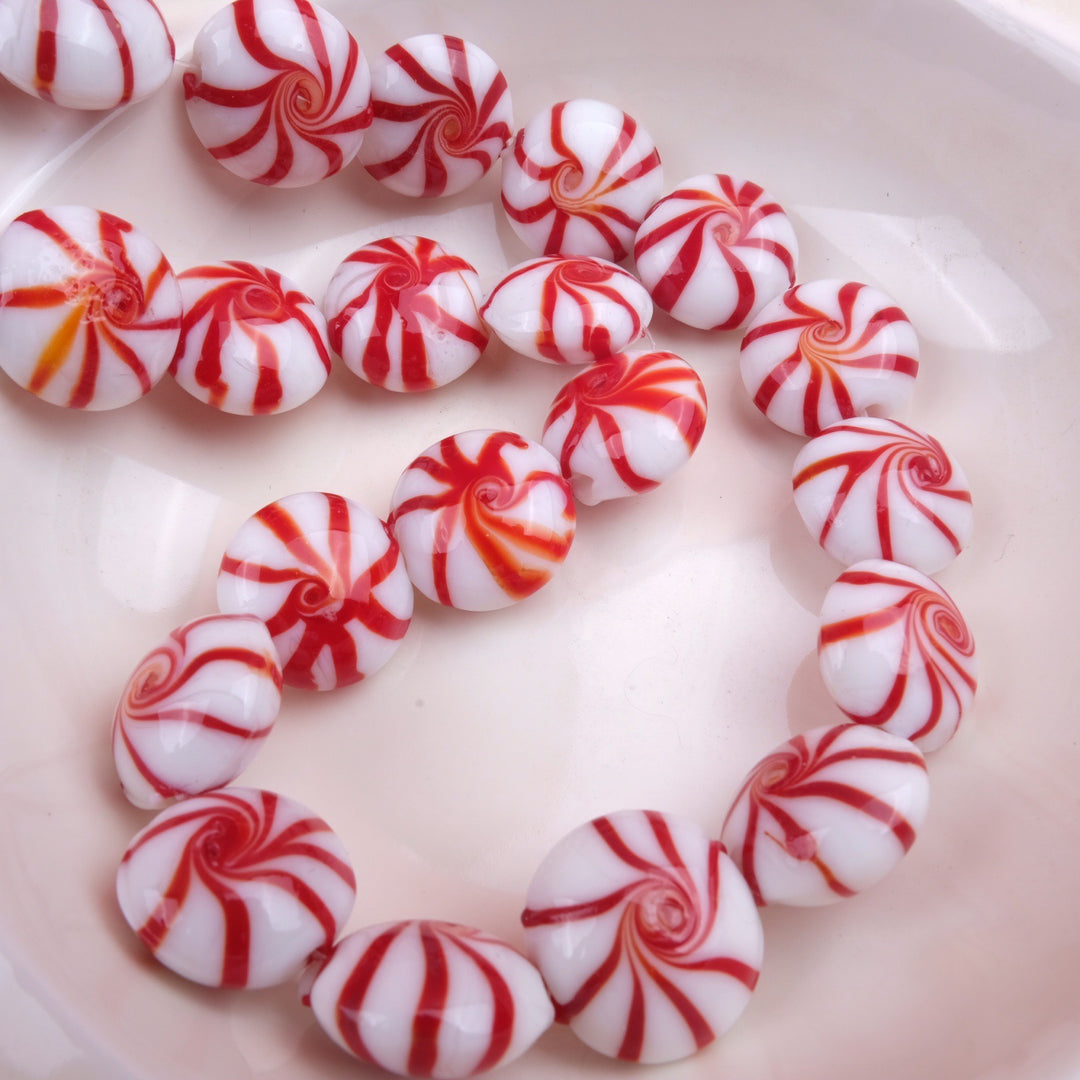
[{"left": 0, "top": 6, "right": 979, "bottom": 1077}]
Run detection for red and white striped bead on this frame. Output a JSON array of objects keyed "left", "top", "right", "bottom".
[
  {"left": 323, "top": 236, "right": 487, "bottom": 392},
  {"left": 116, "top": 787, "right": 356, "bottom": 988},
  {"left": 172, "top": 261, "right": 331, "bottom": 414},
  {"left": 0, "top": 205, "right": 182, "bottom": 409},
  {"left": 792, "top": 417, "right": 974, "bottom": 574},
  {"left": 481, "top": 256, "right": 652, "bottom": 365},
  {"left": 309, "top": 920, "right": 554, "bottom": 1079},
  {"left": 389, "top": 430, "right": 575, "bottom": 611},
  {"left": 522, "top": 809, "right": 763, "bottom": 1064},
  {"left": 721, "top": 724, "right": 929, "bottom": 907},
  {"left": 357, "top": 34, "right": 512, "bottom": 199},
  {"left": 217, "top": 491, "right": 413, "bottom": 690},
  {"left": 501, "top": 98, "right": 664, "bottom": 261},
  {"left": 0, "top": 0, "right": 174, "bottom": 109},
  {"left": 183, "top": 0, "right": 372, "bottom": 187},
  {"left": 111, "top": 614, "right": 282, "bottom": 810},
  {"left": 633, "top": 174, "right": 798, "bottom": 330},
  {"left": 740, "top": 280, "right": 920, "bottom": 436},
  {"left": 542, "top": 350, "right": 707, "bottom": 505},
  {"left": 818, "top": 559, "right": 977, "bottom": 751}
]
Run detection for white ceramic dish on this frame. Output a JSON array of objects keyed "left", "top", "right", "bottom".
[{"left": 1, "top": 1, "right": 1079, "bottom": 1078}]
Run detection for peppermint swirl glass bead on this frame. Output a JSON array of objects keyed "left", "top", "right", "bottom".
[
  {"left": 309, "top": 920, "right": 554, "bottom": 1078},
  {"left": 116, "top": 787, "right": 356, "bottom": 988},
  {"left": 740, "top": 279, "right": 919, "bottom": 436},
  {"left": 358, "top": 34, "right": 512, "bottom": 198},
  {"left": 0, "top": 0, "right": 175, "bottom": 109},
  {"left": 792, "top": 417, "right": 974, "bottom": 573},
  {"left": 111, "top": 613, "right": 282, "bottom": 809},
  {"left": 183, "top": 0, "right": 372, "bottom": 187},
  {"left": 721, "top": 724, "right": 929, "bottom": 906},
  {"left": 501, "top": 98, "right": 663, "bottom": 260},
  {"left": 522, "top": 809, "right": 763, "bottom": 1063},
  {"left": 818, "top": 559, "right": 977, "bottom": 750},
  {"left": 481, "top": 255, "right": 652, "bottom": 365},
  {"left": 388, "top": 429, "right": 576, "bottom": 611},
  {"left": 0, "top": 205, "right": 181, "bottom": 408}
]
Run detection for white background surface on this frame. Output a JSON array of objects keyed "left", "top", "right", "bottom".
[{"left": 1, "top": 0, "right": 1080, "bottom": 1078}]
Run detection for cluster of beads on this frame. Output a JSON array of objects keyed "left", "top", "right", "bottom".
[{"left": 0, "top": 4, "right": 980, "bottom": 1077}]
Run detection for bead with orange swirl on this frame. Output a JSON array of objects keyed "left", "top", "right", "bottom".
[
  {"left": 358, "top": 34, "right": 513, "bottom": 199},
  {"left": 217, "top": 491, "right": 414, "bottom": 690},
  {"left": 818, "top": 559, "right": 977, "bottom": 751},
  {"left": 740, "top": 279, "right": 920, "bottom": 436},
  {"left": 521, "top": 809, "right": 762, "bottom": 1064},
  {"left": 634, "top": 173, "right": 798, "bottom": 330},
  {"left": 0, "top": 205, "right": 182, "bottom": 408},
  {"left": 721, "top": 724, "right": 929, "bottom": 906},
  {"left": 388, "top": 429, "right": 576, "bottom": 610},
  {"left": 183, "top": 0, "right": 372, "bottom": 187},
  {"left": 171, "top": 261, "right": 331, "bottom": 414},
  {"left": 541, "top": 349, "right": 707, "bottom": 505},
  {"left": 112, "top": 613, "right": 283, "bottom": 809},
  {"left": 501, "top": 99, "right": 663, "bottom": 261},
  {"left": 792, "top": 416, "right": 974, "bottom": 574},
  {"left": 323, "top": 236, "right": 487, "bottom": 392},
  {"left": 116, "top": 787, "right": 356, "bottom": 988}
]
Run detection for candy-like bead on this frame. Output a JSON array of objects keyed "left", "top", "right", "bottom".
[
  {"left": 183, "top": 0, "right": 372, "bottom": 187},
  {"left": 323, "top": 236, "right": 487, "bottom": 392},
  {"left": 171, "top": 261, "right": 331, "bottom": 414},
  {"left": 542, "top": 350, "right": 707, "bottom": 505},
  {"left": 217, "top": 492, "right": 413, "bottom": 690},
  {"left": 818, "top": 559, "right": 977, "bottom": 751},
  {"left": 116, "top": 787, "right": 356, "bottom": 988},
  {"left": 522, "top": 809, "right": 762, "bottom": 1064},
  {"left": 112, "top": 614, "right": 283, "bottom": 810},
  {"left": 501, "top": 99, "right": 663, "bottom": 261},
  {"left": 389, "top": 429, "right": 575, "bottom": 611},
  {"left": 0, "top": 205, "right": 182, "bottom": 409},
  {"left": 309, "top": 920, "right": 554, "bottom": 1079},
  {"left": 633, "top": 174, "right": 798, "bottom": 330},
  {"left": 0, "top": 0, "right": 174, "bottom": 109},
  {"left": 791, "top": 417, "right": 974, "bottom": 574},
  {"left": 739, "top": 280, "right": 920, "bottom": 436},
  {"left": 481, "top": 256, "right": 652, "bottom": 365},
  {"left": 358, "top": 34, "right": 512, "bottom": 199},
  {"left": 721, "top": 724, "right": 929, "bottom": 906}
]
